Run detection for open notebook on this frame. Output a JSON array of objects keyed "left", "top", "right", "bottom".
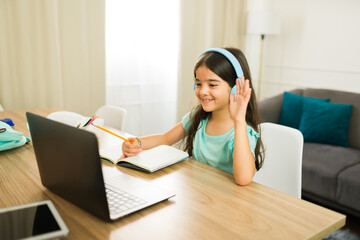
[{"left": 100, "top": 145, "right": 189, "bottom": 172}]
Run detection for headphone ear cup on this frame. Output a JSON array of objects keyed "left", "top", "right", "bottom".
[
  {"left": 193, "top": 82, "right": 196, "bottom": 91},
  {"left": 230, "top": 85, "right": 237, "bottom": 100}
]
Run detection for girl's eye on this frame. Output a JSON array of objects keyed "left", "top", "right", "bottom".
[{"left": 210, "top": 84, "right": 217, "bottom": 87}]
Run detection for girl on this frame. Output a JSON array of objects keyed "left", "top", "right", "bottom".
[{"left": 121, "top": 47, "right": 264, "bottom": 185}]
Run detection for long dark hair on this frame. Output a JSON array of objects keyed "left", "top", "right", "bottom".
[{"left": 184, "top": 47, "right": 264, "bottom": 170}]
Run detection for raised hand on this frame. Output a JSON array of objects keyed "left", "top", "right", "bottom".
[{"left": 229, "top": 76, "right": 252, "bottom": 123}]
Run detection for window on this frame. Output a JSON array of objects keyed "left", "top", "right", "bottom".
[{"left": 106, "top": 0, "right": 179, "bottom": 136}]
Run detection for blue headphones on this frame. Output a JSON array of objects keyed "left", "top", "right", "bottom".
[{"left": 194, "top": 48, "right": 243, "bottom": 99}]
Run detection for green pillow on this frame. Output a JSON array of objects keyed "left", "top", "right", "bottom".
[
  {"left": 278, "top": 92, "right": 330, "bottom": 129},
  {"left": 299, "top": 101, "right": 353, "bottom": 147}
]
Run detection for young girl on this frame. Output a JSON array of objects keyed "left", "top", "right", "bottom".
[{"left": 121, "top": 47, "right": 264, "bottom": 185}]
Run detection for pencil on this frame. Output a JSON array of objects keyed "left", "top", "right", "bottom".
[
  {"left": 83, "top": 117, "right": 92, "bottom": 127},
  {"left": 92, "top": 124, "right": 134, "bottom": 144},
  {"left": 88, "top": 116, "right": 98, "bottom": 126}
]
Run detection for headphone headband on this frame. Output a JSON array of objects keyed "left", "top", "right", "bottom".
[{"left": 199, "top": 48, "right": 244, "bottom": 79}]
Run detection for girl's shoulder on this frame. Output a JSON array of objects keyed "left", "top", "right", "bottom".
[
  {"left": 227, "top": 124, "right": 259, "bottom": 154},
  {"left": 182, "top": 111, "right": 192, "bottom": 132},
  {"left": 246, "top": 125, "right": 260, "bottom": 138}
]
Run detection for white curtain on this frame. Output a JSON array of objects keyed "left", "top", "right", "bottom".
[
  {"left": 0, "top": 0, "right": 105, "bottom": 115},
  {"left": 177, "top": 0, "right": 247, "bottom": 120},
  {"left": 106, "top": 0, "right": 179, "bottom": 136}
]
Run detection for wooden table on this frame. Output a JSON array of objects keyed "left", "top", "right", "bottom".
[{"left": 0, "top": 109, "right": 346, "bottom": 239}]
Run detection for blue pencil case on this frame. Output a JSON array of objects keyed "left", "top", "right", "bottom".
[{"left": 0, "top": 118, "right": 14, "bottom": 127}]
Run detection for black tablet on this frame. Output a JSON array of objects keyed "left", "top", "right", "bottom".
[{"left": 0, "top": 200, "right": 69, "bottom": 240}]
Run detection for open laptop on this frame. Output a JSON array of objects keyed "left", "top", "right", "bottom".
[{"left": 26, "top": 112, "right": 175, "bottom": 222}]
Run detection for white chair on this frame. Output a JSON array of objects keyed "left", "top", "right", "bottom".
[
  {"left": 95, "top": 105, "right": 127, "bottom": 131},
  {"left": 0, "top": 104, "right": 4, "bottom": 111},
  {"left": 252, "top": 122, "right": 303, "bottom": 198},
  {"left": 47, "top": 111, "right": 85, "bottom": 127}
]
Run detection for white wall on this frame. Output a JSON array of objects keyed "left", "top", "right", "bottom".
[{"left": 245, "top": 0, "right": 360, "bottom": 100}]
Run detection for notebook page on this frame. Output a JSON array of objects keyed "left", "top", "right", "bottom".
[{"left": 126, "top": 145, "right": 188, "bottom": 170}]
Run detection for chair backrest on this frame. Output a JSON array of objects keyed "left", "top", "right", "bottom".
[
  {"left": 252, "top": 122, "right": 303, "bottom": 198},
  {"left": 95, "top": 105, "right": 127, "bottom": 131},
  {"left": 47, "top": 111, "right": 86, "bottom": 127}
]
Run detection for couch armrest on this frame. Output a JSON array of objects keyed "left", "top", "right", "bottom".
[{"left": 258, "top": 93, "right": 283, "bottom": 123}]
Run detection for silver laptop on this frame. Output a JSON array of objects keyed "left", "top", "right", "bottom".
[{"left": 26, "top": 112, "right": 175, "bottom": 221}]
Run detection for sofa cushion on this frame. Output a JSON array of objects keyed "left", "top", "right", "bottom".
[
  {"left": 299, "top": 101, "right": 353, "bottom": 147},
  {"left": 303, "top": 89, "right": 360, "bottom": 150},
  {"left": 278, "top": 92, "right": 329, "bottom": 129},
  {"left": 302, "top": 143, "right": 360, "bottom": 201},
  {"left": 336, "top": 164, "right": 360, "bottom": 212}
]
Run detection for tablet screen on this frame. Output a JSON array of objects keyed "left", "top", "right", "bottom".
[{"left": 0, "top": 202, "right": 66, "bottom": 240}]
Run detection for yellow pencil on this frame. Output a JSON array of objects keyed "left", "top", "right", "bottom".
[{"left": 93, "top": 124, "right": 134, "bottom": 144}]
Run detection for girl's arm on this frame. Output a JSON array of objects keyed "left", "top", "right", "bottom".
[
  {"left": 233, "top": 121, "right": 256, "bottom": 185},
  {"left": 230, "top": 77, "right": 256, "bottom": 185},
  {"left": 121, "top": 122, "right": 186, "bottom": 158}
]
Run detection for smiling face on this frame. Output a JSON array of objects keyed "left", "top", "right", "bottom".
[{"left": 194, "top": 66, "right": 232, "bottom": 114}]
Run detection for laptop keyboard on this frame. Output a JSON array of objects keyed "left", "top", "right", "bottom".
[{"left": 105, "top": 185, "right": 147, "bottom": 215}]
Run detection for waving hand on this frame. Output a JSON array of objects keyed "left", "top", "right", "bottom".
[{"left": 229, "top": 76, "right": 252, "bottom": 123}]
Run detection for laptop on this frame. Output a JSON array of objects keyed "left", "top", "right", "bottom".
[{"left": 26, "top": 112, "right": 175, "bottom": 222}]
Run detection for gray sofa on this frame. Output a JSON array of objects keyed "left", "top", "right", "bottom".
[{"left": 259, "top": 88, "right": 360, "bottom": 217}]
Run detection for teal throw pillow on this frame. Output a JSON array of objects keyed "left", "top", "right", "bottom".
[
  {"left": 299, "top": 101, "right": 353, "bottom": 147},
  {"left": 278, "top": 92, "right": 330, "bottom": 129}
]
